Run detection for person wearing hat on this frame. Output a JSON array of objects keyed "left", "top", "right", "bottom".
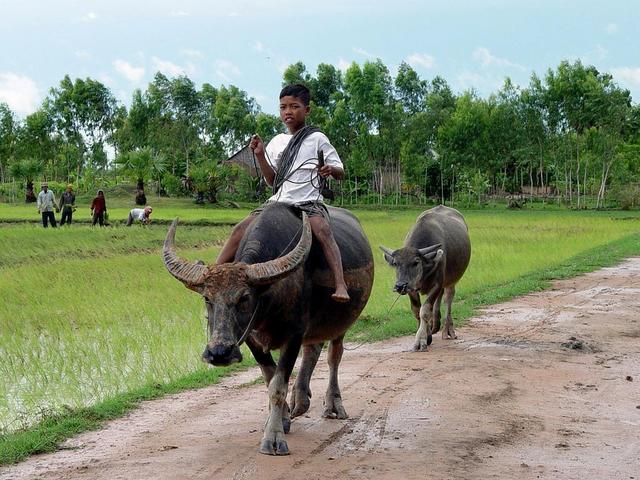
[
  {"left": 126, "top": 205, "right": 153, "bottom": 226},
  {"left": 58, "top": 184, "right": 76, "bottom": 225},
  {"left": 36, "top": 181, "right": 58, "bottom": 228}
]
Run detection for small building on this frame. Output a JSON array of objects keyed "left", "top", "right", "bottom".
[{"left": 225, "top": 146, "right": 259, "bottom": 177}]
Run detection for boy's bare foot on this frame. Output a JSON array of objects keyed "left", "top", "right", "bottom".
[{"left": 331, "top": 286, "right": 350, "bottom": 303}]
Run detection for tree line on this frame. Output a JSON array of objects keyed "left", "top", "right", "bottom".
[{"left": 1, "top": 59, "right": 639, "bottom": 208}]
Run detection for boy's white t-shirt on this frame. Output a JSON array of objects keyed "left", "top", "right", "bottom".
[{"left": 265, "top": 131, "right": 343, "bottom": 204}]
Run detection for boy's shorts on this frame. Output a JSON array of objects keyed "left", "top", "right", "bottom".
[{"left": 250, "top": 200, "right": 329, "bottom": 219}]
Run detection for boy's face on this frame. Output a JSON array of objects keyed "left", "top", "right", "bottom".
[{"left": 279, "top": 95, "right": 309, "bottom": 133}]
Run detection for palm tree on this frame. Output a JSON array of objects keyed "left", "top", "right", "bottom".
[{"left": 116, "top": 148, "right": 166, "bottom": 204}]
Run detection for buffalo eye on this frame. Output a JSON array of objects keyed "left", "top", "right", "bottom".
[{"left": 237, "top": 293, "right": 251, "bottom": 311}]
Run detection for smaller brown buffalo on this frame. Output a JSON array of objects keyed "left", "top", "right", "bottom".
[{"left": 380, "top": 205, "right": 471, "bottom": 351}]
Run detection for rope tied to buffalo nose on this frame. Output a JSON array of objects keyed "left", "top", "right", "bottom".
[
  {"left": 343, "top": 293, "right": 403, "bottom": 351},
  {"left": 236, "top": 299, "right": 262, "bottom": 347}
]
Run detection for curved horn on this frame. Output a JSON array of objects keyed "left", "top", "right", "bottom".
[
  {"left": 418, "top": 243, "right": 442, "bottom": 256},
  {"left": 246, "top": 212, "right": 312, "bottom": 285},
  {"left": 379, "top": 245, "right": 395, "bottom": 257},
  {"left": 163, "top": 218, "right": 208, "bottom": 286}
]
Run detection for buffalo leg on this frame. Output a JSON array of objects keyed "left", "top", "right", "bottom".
[
  {"left": 415, "top": 286, "right": 442, "bottom": 351},
  {"left": 246, "top": 336, "right": 276, "bottom": 383},
  {"left": 442, "top": 286, "right": 458, "bottom": 339},
  {"left": 290, "top": 343, "right": 323, "bottom": 418},
  {"left": 323, "top": 335, "right": 348, "bottom": 419},
  {"left": 431, "top": 290, "right": 444, "bottom": 335},
  {"left": 246, "top": 337, "right": 293, "bottom": 433},
  {"left": 260, "top": 335, "right": 302, "bottom": 456},
  {"left": 408, "top": 291, "right": 421, "bottom": 327}
]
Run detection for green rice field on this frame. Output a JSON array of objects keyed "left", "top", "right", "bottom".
[{"left": 1, "top": 201, "right": 640, "bottom": 456}]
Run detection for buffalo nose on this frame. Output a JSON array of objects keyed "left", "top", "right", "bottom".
[
  {"left": 202, "top": 343, "right": 242, "bottom": 366},
  {"left": 394, "top": 282, "right": 408, "bottom": 294}
]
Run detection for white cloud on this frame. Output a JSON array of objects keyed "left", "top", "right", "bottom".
[
  {"left": 406, "top": 53, "right": 436, "bottom": 69},
  {"left": 81, "top": 12, "right": 98, "bottom": 22},
  {"left": 181, "top": 49, "right": 204, "bottom": 60},
  {"left": 337, "top": 58, "right": 351, "bottom": 72},
  {"left": 254, "top": 41, "right": 265, "bottom": 52},
  {"left": 473, "top": 47, "right": 525, "bottom": 70},
  {"left": 98, "top": 74, "right": 116, "bottom": 87},
  {"left": 228, "top": 11, "right": 239, "bottom": 17},
  {"left": 0, "top": 72, "right": 40, "bottom": 116},
  {"left": 455, "top": 71, "right": 504, "bottom": 94},
  {"left": 611, "top": 67, "right": 640, "bottom": 87},
  {"left": 151, "top": 57, "right": 195, "bottom": 77},
  {"left": 353, "top": 47, "right": 378, "bottom": 59},
  {"left": 214, "top": 59, "right": 241, "bottom": 82},
  {"left": 169, "top": 10, "right": 189, "bottom": 17},
  {"left": 113, "top": 59, "right": 145, "bottom": 84},
  {"left": 606, "top": 23, "right": 618, "bottom": 34},
  {"left": 75, "top": 50, "right": 92, "bottom": 60}
]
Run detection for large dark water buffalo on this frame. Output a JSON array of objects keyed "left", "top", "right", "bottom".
[
  {"left": 163, "top": 203, "right": 374, "bottom": 455},
  {"left": 380, "top": 205, "right": 470, "bottom": 351}
]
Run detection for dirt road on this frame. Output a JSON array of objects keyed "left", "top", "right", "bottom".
[{"left": 3, "top": 259, "right": 640, "bottom": 480}]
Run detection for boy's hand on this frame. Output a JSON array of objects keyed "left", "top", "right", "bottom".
[
  {"left": 249, "top": 135, "right": 264, "bottom": 155},
  {"left": 318, "top": 165, "right": 334, "bottom": 178}
]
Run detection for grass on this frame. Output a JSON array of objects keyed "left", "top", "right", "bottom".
[
  {"left": 354, "top": 208, "right": 640, "bottom": 340},
  {"left": 0, "top": 195, "right": 251, "bottom": 225},
  {"left": 1, "top": 202, "right": 640, "bottom": 465}
]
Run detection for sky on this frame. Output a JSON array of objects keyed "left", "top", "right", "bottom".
[{"left": 1, "top": 0, "right": 639, "bottom": 118}]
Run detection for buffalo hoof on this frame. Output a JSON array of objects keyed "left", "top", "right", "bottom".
[
  {"left": 259, "top": 438, "right": 290, "bottom": 456},
  {"left": 413, "top": 334, "right": 432, "bottom": 351},
  {"left": 290, "top": 388, "right": 312, "bottom": 418},
  {"left": 442, "top": 326, "right": 457, "bottom": 340},
  {"left": 323, "top": 395, "right": 348, "bottom": 419}
]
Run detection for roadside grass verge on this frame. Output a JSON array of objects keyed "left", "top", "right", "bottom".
[{"left": 0, "top": 360, "right": 254, "bottom": 465}]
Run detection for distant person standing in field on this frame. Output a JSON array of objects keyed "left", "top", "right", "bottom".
[
  {"left": 90, "top": 190, "right": 107, "bottom": 227},
  {"left": 126, "top": 206, "right": 153, "bottom": 226},
  {"left": 58, "top": 184, "right": 76, "bottom": 225},
  {"left": 36, "top": 182, "right": 58, "bottom": 228}
]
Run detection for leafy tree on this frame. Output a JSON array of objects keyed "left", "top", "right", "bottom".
[
  {"left": 0, "top": 103, "right": 16, "bottom": 183},
  {"left": 46, "top": 75, "right": 118, "bottom": 178},
  {"left": 395, "top": 62, "right": 427, "bottom": 114}
]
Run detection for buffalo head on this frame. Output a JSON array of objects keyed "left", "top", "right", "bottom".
[
  {"left": 379, "top": 244, "right": 443, "bottom": 294},
  {"left": 163, "top": 214, "right": 312, "bottom": 366}
]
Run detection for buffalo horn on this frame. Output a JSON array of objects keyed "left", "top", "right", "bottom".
[
  {"left": 379, "top": 245, "right": 395, "bottom": 257},
  {"left": 418, "top": 243, "right": 442, "bottom": 256},
  {"left": 163, "top": 218, "right": 208, "bottom": 286},
  {"left": 246, "top": 212, "right": 312, "bottom": 285}
]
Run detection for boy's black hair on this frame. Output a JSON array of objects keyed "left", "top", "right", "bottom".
[{"left": 279, "top": 83, "right": 311, "bottom": 106}]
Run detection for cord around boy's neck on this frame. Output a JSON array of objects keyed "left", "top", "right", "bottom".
[{"left": 272, "top": 125, "right": 320, "bottom": 195}]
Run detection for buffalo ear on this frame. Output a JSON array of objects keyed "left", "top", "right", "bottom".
[
  {"left": 421, "top": 248, "right": 444, "bottom": 264},
  {"left": 379, "top": 246, "right": 396, "bottom": 266}
]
